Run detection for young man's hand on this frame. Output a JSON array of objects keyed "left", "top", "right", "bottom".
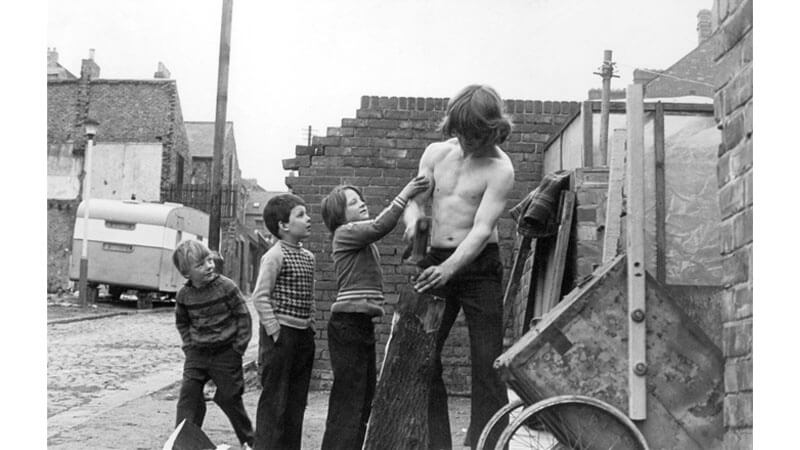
[
  {"left": 399, "top": 175, "right": 430, "bottom": 201},
  {"left": 271, "top": 329, "right": 280, "bottom": 344},
  {"left": 413, "top": 264, "right": 455, "bottom": 293}
]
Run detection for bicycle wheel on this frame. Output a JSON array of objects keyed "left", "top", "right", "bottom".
[
  {"left": 476, "top": 398, "right": 525, "bottom": 450},
  {"left": 494, "top": 395, "right": 649, "bottom": 450}
]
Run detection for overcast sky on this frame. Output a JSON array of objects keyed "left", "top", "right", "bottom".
[{"left": 48, "top": 0, "right": 711, "bottom": 190}]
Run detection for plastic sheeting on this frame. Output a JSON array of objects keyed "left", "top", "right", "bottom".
[{"left": 642, "top": 114, "right": 723, "bottom": 286}]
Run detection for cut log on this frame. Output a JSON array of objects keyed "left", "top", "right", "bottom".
[{"left": 363, "top": 286, "right": 446, "bottom": 450}]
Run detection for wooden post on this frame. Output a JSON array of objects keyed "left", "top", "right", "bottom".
[
  {"left": 209, "top": 0, "right": 233, "bottom": 251},
  {"left": 602, "top": 129, "right": 627, "bottom": 263},
  {"left": 626, "top": 84, "right": 647, "bottom": 420},
  {"left": 597, "top": 50, "right": 613, "bottom": 166},
  {"left": 582, "top": 100, "right": 594, "bottom": 167},
  {"left": 654, "top": 102, "right": 667, "bottom": 283}
]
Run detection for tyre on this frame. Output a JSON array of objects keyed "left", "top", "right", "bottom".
[
  {"left": 493, "top": 395, "right": 649, "bottom": 450},
  {"left": 476, "top": 398, "right": 525, "bottom": 450}
]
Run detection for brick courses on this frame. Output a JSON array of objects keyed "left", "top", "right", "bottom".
[
  {"left": 711, "top": 0, "right": 753, "bottom": 446},
  {"left": 47, "top": 78, "right": 191, "bottom": 292},
  {"left": 284, "top": 95, "right": 578, "bottom": 393}
]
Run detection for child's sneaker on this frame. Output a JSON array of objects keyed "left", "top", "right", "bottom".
[{"left": 241, "top": 443, "right": 253, "bottom": 450}]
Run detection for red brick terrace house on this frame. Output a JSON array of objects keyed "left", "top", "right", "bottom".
[
  {"left": 47, "top": 49, "right": 190, "bottom": 292},
  {"left": 634, "top": 9, "right": 738, "bottom": 100}
]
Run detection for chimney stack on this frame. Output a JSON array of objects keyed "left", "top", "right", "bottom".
[
  {"left": 697, "top": 9, "right": 712, "bottom": 44},
  {"left": 80, "top": 48, "right": 101, "bottom": 81},
  {"left": 154, "top": 61, "right": 171, "bottom": 79},
  {"left": 48, "top": 47, "right": 59, "bottom": 67}
]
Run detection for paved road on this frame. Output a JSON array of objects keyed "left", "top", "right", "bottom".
[{"left": 47, "top": 300, "right": 260, "bottom": 441}]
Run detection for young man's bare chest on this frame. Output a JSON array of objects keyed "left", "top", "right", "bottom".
[{"left": 432, "top": 151, "right": 494, "bottom": 204}]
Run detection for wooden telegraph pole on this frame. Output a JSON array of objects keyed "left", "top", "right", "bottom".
[
  {"left": 594, "top": 49, "right": 618, "bottom": 166},
  {"left": 209, "top": 0, "right": 234, "bottom": 251}
]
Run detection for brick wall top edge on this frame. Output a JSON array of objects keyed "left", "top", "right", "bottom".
[
  {"left": 48, "top": 79, "right": 176, "bottom": 86},
  {"left": 359, "top": 95, "right": 579, "bottom": 111}
]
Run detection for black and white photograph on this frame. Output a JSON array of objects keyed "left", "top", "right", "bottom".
[{"left": 9, "top": 0, "right": 773, "bottom": 447}]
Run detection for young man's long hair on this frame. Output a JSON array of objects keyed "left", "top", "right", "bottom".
[{"left": 440, "top": 84, "right": 512, "bottom": 154}]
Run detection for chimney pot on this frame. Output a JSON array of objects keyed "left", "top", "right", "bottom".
[
  {"left": 697, "top": 9, "right": 712, "bottom": 44},
  {"left": 154, "top": 61, "right": 171, "bottom": 79}
]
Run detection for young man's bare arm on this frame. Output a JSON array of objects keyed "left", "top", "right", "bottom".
[
  {"left": 414, "top": 160, "right": 514, "bottom": 293},
  {"left": 403, "top": 143, "right": 438, "bottom": 240}
]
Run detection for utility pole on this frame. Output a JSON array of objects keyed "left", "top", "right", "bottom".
[
  {"left": 209, "top": 0, "right": 233, "bottom": 251},
  {"left": 593, "top": 49, "right": 618, "bottom": 166},
  {"left": 307, "top": 125, "right": 312, "bottom": 146}
]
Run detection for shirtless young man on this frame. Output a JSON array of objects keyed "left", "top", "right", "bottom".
[{"left": 403, "top": 85, "right": 515, "bottom": 449}]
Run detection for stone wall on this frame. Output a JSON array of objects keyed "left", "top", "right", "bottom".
[
  {"left": 711, "top": 0, "right": 753, "bottom": 447},
  {"left": 283, "top": 94, "right": 579, "bottom": 392},
  {"left": 47, "top": 200, "right": 79, "bottom": 293}
]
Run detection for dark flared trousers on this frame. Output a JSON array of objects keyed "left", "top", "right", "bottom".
[
  {"left": 321, "top": 312, "right": 377, "bottom": 450},
  {"left": 421, "top": 244, "right": 509, "bottom": 450},
  {"left": 176, "top": 345, "right": 254, "bottom": 446},
  {"left": 254, "top": 325, "right": 315, "bottom": 450}
]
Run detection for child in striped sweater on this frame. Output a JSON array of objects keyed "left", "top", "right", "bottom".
[
  {"left": 251, "top": 193, "right": 315, "bottom": 450},
  {"left": 318, "top": 175, "right": 429, "bottom": 450},
  {"left": 173, "top": 240, "right": 254, "bottom": 449}
]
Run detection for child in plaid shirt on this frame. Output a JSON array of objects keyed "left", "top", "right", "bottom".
[{"left": 251, "top": 193, "right": 316, "bottom": 450}]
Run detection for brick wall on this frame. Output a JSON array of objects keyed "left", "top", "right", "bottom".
[
  {"left": 47, "top": 79, "right": 191, "bottom": 292},
  {"left": 711, "top": 0, "right": 753, "bottom": 447},
  {"left": 47, "top": 200, "right": 79, "bottom": 292},
  {"left": 283, "top": 95, "right": 579, "bottom": 392}
]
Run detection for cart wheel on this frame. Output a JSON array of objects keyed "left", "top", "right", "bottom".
[
  {"left": 476, "top": 398, "right": 525, "bottom": 450},
  {"left": 493, "top": 395, "right": 649, "bottom": 450}
]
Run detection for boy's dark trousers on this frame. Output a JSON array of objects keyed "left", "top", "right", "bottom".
[
  {"left": 321, "top": 312, "right": 377, "bottom": 450},
  {"left": 254, "top": 325, "right": 315, "bottom": 450},
  {"left": 421, "top": 244, "right": 509, "bottom": 450},
  {"left": 176, "top": 345, "right": 254, "bottom": 446}
]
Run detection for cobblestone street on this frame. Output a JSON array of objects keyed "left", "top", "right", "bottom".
[
  {"left": 46, "top": 299, "right": 472, "bottom": 448},
  {"left": 47, "top": 300, "right": 262, "bottom": 445}
]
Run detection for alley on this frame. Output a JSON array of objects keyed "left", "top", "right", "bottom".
[
  {"left": 47, "top": 309, "right": 182, "bottom": 436},
  {"left": 47, "top": 300, "right": 261, "bottom": 442}
]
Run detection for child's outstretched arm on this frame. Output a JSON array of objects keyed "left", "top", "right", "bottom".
[
  {"left": 336, "top": 175, "right": 429, "bottom": 250},
  {"left": 251, "top": 246, "right": 283, "bottom": 341}
]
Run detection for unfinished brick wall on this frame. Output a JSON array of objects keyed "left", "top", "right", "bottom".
[
  {"left": 711, "top": 0, "right": 752, "bottom": 447},
  {"left": 283, "top": 95, "right": 579, "bottom": 393}
]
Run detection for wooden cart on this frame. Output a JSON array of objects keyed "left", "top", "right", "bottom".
[{"left": 476, "top": 255, "right": 724, "bottom": 450}]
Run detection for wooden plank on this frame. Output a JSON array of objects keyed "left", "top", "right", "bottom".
[
  {"left": 625, "top": 84, "right": 647, "bottom": 420},
  {"left": 589, "top": 101, "right": 715, "bottom": 114},
  {"left": 515, "top": 243, "right": 537, "bottom": 338},
  {"left": 541, "top": 191, "right": 576, "bottom": 314},
  {"left": 502, "top": 234, "right": 533, "bottom": 339},
  {"left": 528, "top": 241, "right": 548, "bottom": 327},
  {"left": 654, "top": 102, "right": 667, "bottom": 283},
  {"left": 602, "top": 129, "right": 627, "bottom": 263},
  {"left": 582, "top": 100, "right": 594, "bottom": 167}
]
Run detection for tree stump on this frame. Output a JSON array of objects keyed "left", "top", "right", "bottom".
[{"left": 363, "top": 285, "right": 445, "bottom": 450}]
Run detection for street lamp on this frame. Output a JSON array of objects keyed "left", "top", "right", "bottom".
[{"left": 79, "top": 118, "right": 99, "bottom": 307}]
